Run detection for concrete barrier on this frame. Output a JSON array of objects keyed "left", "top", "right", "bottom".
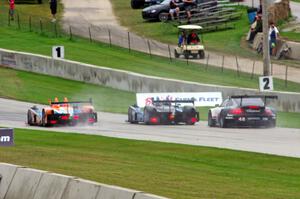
[
  {"left": 0, "top": 163, "right": 21, "bottom": 199},
  {"left": 61, "top": 179, "right": 100, "bottom": 199},
  {"left": 96, "top": 184, "right": 139, "bottom": 199},
  {"left": 0, "top": 48, "right": 299, "bottom": 112},
  {"left": 33, "top": 173, "right": 72, "bottom": 199},
  {"left": 0, "top": 163, "right": 169, "bottom": 199},
  {"left": 4, "top": 167, "right": 46, "bottom": 199}
]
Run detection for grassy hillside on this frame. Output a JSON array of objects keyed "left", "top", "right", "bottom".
[
  {"left": 0, "top": 128, "right": 300, "bottom": 199},
  {"left": 0, "top": 27, "right": 299, "bottom": 93}
]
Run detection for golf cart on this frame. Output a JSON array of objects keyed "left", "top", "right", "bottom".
[{"left": 174, "top": 25, "right": 205, "bottom": 59}]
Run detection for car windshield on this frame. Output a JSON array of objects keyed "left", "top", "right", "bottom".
[
  {"left": 161, "top": 0, "right": 171, "bottom": 5},
  {"left": 233, "top": 98, "right": 265, "bottom": 107}
]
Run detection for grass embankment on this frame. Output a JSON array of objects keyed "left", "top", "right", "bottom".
[
  {"left": 1, "top": 0, "right": 62, "bottom": 19},
  {"left": 0, "top": 27, "right": 300, "bottom": 93},
  {"left": 1, "top": 128, "right": 300, "bottom": 199},
  {"left": 110, "top": 0, "right": 300, "bottom": 67},
  {"left": 0, "top": 67, "right": 134, "bottom": 113},
  {"left": 1, "top": 67, "right": 300, "bottom": 128},
  {"left": 110, "top": 1, "right": 256, "bottom": 57}
]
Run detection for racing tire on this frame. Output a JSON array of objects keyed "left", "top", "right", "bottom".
[
  {"left": 144, "top": 107, "right": 157, "bottom": 125},
  {"left": 207, "top": 111, "right": 216, "bottom": 127},
  {"left": 219, "top": 116, "right": 228, "bottom": 128},
  {"left": 27, "top": 110, "right": 33, "bottom": 126},
  {"left": 130, "top": 113, "right": 139, "bottom": 124},
  {"left": 199, "top": 50, "right": 205, "bottom": 59},
  {"left": 183, "top": 106, "right": 196, "bottom": 125},
  {"left": 42, "top": 109, "right": 47, "bottom": 127},
  {"left": 268, "top": 120, "right": 276, "bottom": 128},
  {"left": 174, "top": 49, "right": 180, "bottom": 58},
  {"left": 158, "top": 12, "right": 169, "bottom": 22}
]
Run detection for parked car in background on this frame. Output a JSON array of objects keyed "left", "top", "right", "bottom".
[
  {"left": 208, "top": 95, "right": 277, "bottom": 128},
  {"left": 131, "top": 0, "right": 163, "bottom": 9},
  {"left": 142, "top": 0, "right": 217, "bottom": 21}
]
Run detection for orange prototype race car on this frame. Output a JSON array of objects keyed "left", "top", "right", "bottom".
[{"left": 27, "top": 97, "right": 98, "bottom": 126}]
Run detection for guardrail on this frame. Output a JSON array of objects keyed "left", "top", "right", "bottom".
[
  {"left": 0, "top": 48, "right": 300, "bottom": 112},
  {"left": 0, "top": 163, "right": 168, "bottom": 199}
]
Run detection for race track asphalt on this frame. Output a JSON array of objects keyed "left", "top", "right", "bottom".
[{"left": 0, "top": 98, "right": 300, "bottom": 158}]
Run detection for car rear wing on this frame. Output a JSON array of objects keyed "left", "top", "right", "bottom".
[
  {"left": 50, "top": 98, "right": 93, "bottom": 105},
  {"left": 152, "top": 100, "right": 195, "bottom": 104},
  {"left": 230, "top": 95, "right": 278, "bottom": 105}
]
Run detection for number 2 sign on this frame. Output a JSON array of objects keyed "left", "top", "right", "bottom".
[
  {"left": 259, "top": 76, "right": 274, "bottom": 92},
  {"left": 52, "top": 46, "right": 65, "bottom": 59}
]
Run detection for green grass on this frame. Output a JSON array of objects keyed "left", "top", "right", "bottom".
[
  {"left": 1, "top": 67, "right": 300, "bottom": 128},
  {"left": 110, "top": 1, "right": 258, "bottom": 57},
  {"left": 110, "top": 0, "right": 300, "bottom": 67},
  {"left": 0, "top": 67, "right": 135, "bottom": 113},
  {"left": 0, "top": 128, "right": 300, "bottom": 199},
  {"left": 281, "top": 31, "right": 300, "bottom": 42},
  {"left": 0, "top": 27, "right": 300, "bottom": 93}
]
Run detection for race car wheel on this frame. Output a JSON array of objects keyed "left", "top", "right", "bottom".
[
  {"left": 208, "top": 111, "right": 216, "bottom": 127},
  {"left": 27, "top": 111, "right": 33, "bottom": 126},
  {"left": 268, "top": 120, "right": 276, "bottom": 128},
  {"left": 199, "top": 51, "right": 205, "bottom": 59},
  {"left": 219, "top": 116, "right": 227, "bottom": 128},
  {"left": 183, "top": 106, "right": 196, "bottom": 125},
  {"left": 42, "top": 109, "right": 47, "bottom": 127},
  {"left": 144, "top": 107, "right": 158, "bottom": 124},
  {"left": 174, "top": 49, "right": 180, "bottom": 58},
  {"left": 158, "top": 12, "right": 169, "bottom": 22}
]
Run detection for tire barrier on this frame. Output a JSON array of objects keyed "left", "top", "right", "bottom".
[
  {"left": 0, "top": 48, "right": 300, "bottom": 112},
  {"left": 0, "top": 163, "right": 169, "bottom": 199}
]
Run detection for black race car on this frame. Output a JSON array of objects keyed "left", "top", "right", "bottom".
[
  {"left": 127, "top": 100, "right": 199, "bottom": 125},
  {"left": 131, "top": 0, "right": 163, "bottom": 9},
  {"left": 208, "top": 95, "right": 277, "bottom": 128}
]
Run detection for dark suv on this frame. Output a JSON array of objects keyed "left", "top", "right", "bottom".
[
  {"left": 131, "top": 0, "right": 164, "bottom": 9},
  {"left": 142, "top": 0, "right": 217, "bottom": 22}
]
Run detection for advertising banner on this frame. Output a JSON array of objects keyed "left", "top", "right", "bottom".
[
  {"left": 0, "top": 128, "right": 14, "bottom": 147},
  {"left": 136, "top": 92, "right": 223, "bottom": 107}
]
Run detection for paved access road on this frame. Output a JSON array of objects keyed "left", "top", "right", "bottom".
[{"left": 1, "top": 98, "right": 300, "bottom": 158}]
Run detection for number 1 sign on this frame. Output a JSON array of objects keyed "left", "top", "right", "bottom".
[
  {"left": 52, "top": 46, "right": 65, "bottom": 59},
  {"left": 259, "top": 76, "right": 274, "bottom": 92}
]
